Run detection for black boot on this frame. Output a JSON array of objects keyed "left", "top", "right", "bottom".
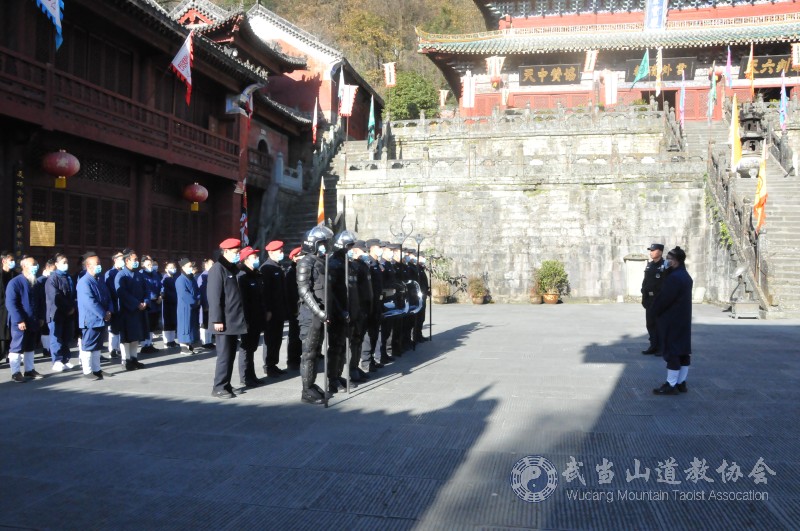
[{"left": 653, "top": 382, "right": 679, "bottom": 395}]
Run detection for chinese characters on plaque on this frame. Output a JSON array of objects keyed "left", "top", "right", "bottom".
[{"left": 519, "top": 64, "right": 582, "bottom": 86}]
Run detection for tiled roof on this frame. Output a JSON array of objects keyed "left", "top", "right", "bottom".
[
  {"left": 418, "top": 13, "right": 800, "bottom": 54},
  {"left": 256, "top": 93, "right": 313, "bottom": 126},
  {"left": 169, "top": 0, "right": 229, "bottom": 23},
  {"left": 247, "top": 4, "right": 343, "bottom": 61}
]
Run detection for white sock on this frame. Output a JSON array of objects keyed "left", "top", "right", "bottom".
[
  {"left": 109, "top": 332, "right": 120, "bottom": 352},
  {"left": 91, "top": 351, "right": 101, "bottom": 373},
  {"left": 23, "top": 352, "right": 35, "bottom": 372},
  {"left": 164, "top": 331, "right": 176, "bottom": 343},
  {"left": 677, "top": 366, "right": 689, "bottom": 384},
  {"left": 79, "top": 351, "right": 92, "bottom": 374},
  {"left": 120, "top": 342, "right": 138, "bottom": 362},
  {"left": 9, "top": 353, "right": 21, "bottom": 374},
  {"left": 201, "top": 328, "right": 213, "bottom": 344},
  {"left": 667, "top": 369, "right": 679, "bottom": 386}
]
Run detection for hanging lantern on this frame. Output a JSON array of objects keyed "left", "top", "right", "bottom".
[
  {"left": 183, "top": 182, "right": 208, "bottom": 212},
  {"left": 42, "top": 150, "right": 80, "bottom": 189}
]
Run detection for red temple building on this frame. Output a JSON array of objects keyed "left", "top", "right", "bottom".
[{"left": 418, "top": 0, "right": 800, "bottom": 119}]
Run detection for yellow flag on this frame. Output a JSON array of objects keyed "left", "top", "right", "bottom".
[
  {"left": 745, "top": 43, "right": 755, "bottom": 99},
  {"left": 730, "top": 94, "right": 742, "bottom": 170},
  {"left": 753, "top": 142, "right": 768, "bottom": 234},
  {"left": 316, "top": 179, "right": 325, "bottom": 225}
]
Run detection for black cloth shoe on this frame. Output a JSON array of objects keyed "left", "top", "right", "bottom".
[
  {"left": 94, "top": 370, "right": 111, "bottom": 378},
  {"left": 336, "top": 376, "right": 349, "bottom": 388},
  {"left": 653, "top": 382, "right": 679, "bottom": 395},
  {"left": 11, "top": 372, "right": 25, "bottom": 383},
  {"left": 286, "top": 363, "right": 300, "bottom": 371},
  {"left": 242, "top": 378, "right": 263, "bottom": 388},
  {"left": 641, "top": 347, "right": 658, "bottom": 355},
  {"left": 266, "top": 366, "right": 286, "bottom": 377},
  {"left": 212, "top": 389, "right": 236, "bottom": 399},
  {"left": 124, "top": 361, "right": 139, "bottom": 371},
  {"left": 133, "top": 359, "right": 146, "bottom": 369},
  {"left": 311, "top": 384, "right": 332, "bottom": 400},
  {"left": 84, "top": 372, "right": 102, "bottom": 380},
  {"left": 357, "top": 368, "right": 370, "bottom": 380},
  {"left": 383, "top": 355, "right": 396, "bottom": 363},
  {"left": 24, "top": 370, "right": 44, "bottom": 380},
  {"left": 165, "top": 341, "right": 178, "bottom": 348},
  {"left": 111, "top": 350, "right": 120, "bottom": 358},
  {"left": 202, "top": 343, "right": 215, "bottom": 349},
  {"left": 370, "top": 361, "right": 384, "bottom": 370},
  {"left": 676, "top": 381, "right": 688, "bottom": 393},
  {"left": 181, "top": 345, "right": 194, "bottom": 355},
  {"left": 140, "top": 345, "right": 157, "bottom": 354}
]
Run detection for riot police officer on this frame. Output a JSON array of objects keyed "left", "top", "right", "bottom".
[
  {"left": 641, "top": 243, "right": 668, "bottom": 354},
  {"left": 360, "top": 239, "right": 384, "bottom": 372},
  {"left": 296, "top": 225, "right": 334, "bottom": 405},
  {"left": 327, "top": 231, "right": 353, "bottom": 393},
  {"left": 378, "top": 242, "right": 398, "bottom": 363},
  {"left": 350, "top": 240, "right": 372, "bottom": 382}
]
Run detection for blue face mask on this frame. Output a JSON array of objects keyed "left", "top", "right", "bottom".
[
  {"left": 95, "top": 264, "right": 103, "bottom": 275},
  {"left": 144, "top": 266, "right": 152, "bottom": 273},
  {"left": 30, "top": 265, "right": 39, "bottom": 275},
  {"left": 7, "top": 261, "right": 15, "bottom": 270},
  {"left": 275, "top": 252, "right": 284, "bottom": 262},
  {"left": 359, "top": 254, "right": 370, "bottom": 263},
  {"left": 231, "top": 252, "right": 241, "bottom": 264},
  {"left": 252, "top": 259, "right": 260, "bottom": 269},
  {"left": 318, "top": 245, "right": 327, "bottom": 256},
  {"left": 347, "top": 250, "right": 354, "bottom": 260},
  {"left": 131, "top": 261, "right": 140, "bottom": 270}
]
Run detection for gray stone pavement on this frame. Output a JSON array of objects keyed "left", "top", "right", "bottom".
[{"left": 1, "top": 303, "right": 799, "bottom": 530}]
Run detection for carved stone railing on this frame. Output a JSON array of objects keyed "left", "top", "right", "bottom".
[
  {"left": 274, "top": 152, "right": 303, "bottom": 192},
  {"left": 706, "top": 147, "right": 772, "bottom": 311},
  {"left": 664, "top": 101, "right": 686, "bottom": 153},
  {"left": 309, "top": 120, "right": 345, "bottom": 189},
  {"left": 389, "top": 104, "right": 665, "bottom": 139}
]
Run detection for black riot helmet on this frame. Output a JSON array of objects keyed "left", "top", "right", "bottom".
[
  {"left": 334, "top": 230, "right": 358, "bottom": 250},
  {"left": 301, "top": 225, "right": 334, "bottom": 256}
]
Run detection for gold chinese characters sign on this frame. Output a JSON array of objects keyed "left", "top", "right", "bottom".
[
  {"left": 625, "top": 57, "right": 695, "bottom": 82},
  {"left": 30, "top": 221, "right": 56, "bottom": 247},
  {"left": 519, "top": 64, "right": 581, "bottom": 86},
  {"left": 740, "top": 55, "right": 796, "bottom": 78}
]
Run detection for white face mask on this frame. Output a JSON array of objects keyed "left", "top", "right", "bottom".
[{"left": 57, "top": 262, "right": 69, "bottom": 272}]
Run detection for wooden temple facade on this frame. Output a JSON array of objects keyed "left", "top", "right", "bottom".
[{"left": 419, "top": 0, "right": 800, "bottom": 119}]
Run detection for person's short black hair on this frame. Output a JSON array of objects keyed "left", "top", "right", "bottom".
[
  {"left": 0, "top": 250, "right": 12, "bottom": 259},
  {"left": 53, "top": 252, "right": 67, "bottom": 262},
  {"left": 45, "top": 259, "right": 56, "bottom": 267}
]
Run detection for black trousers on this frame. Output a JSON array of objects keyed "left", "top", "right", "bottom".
[
  {"left": 262, "top": 317, "right": 284, "bottom": 369},
  {"left": 643, "top": 297, "right": 659, "bottom": 349},
  {"left": 212, "top": 334, "right": 239, "bottom": 393},
  {"left": 287, "top": 314, "right": 302, "bottom": 367},
  {"left": 299, "top": 307, "right": 323, "bottom": 390},
  {"left": 238, "top": 330, "right": 260, "bottom": 382},
  {"left": 327, "top": 322, "right": 346, "bottom": 379},
  {"left": 361, "top": 312, "right": 380, "bottom": 367},
  {"left": 414, "top": 300, "right": 427, "bottom": 339}
]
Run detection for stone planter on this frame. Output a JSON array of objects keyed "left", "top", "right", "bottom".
[
  {"left": 543, "top": 293, "right": 559, "bottom": 304},
  {"left": 529, "top": 292, "right": 542, "bottom": 304},
  {"left": 471, "top": 296, "right": 486, "bottom": 304}
]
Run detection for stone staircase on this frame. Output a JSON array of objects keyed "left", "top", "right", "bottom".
[
  {"left": 272, "top": 169, "right": 339, "bottom": 248},
  {"left": 682, "top": 121, "right": 730, "bottom": 160}
]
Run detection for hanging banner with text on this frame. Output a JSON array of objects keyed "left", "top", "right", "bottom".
[
  {"left": 644, "top": 0, "right": 668, "bottom": 31},
  {"left": 519, "top": 64, "right": 581, "bottom": 86},
  {"left": 625, "top": 57, "right": 695, "bottom": 82},
  {"left": 739, "top": 55, "right": 794, "bottom": 78}
]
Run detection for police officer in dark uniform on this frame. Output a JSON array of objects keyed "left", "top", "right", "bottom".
[
  {"left": 414, "top": 252, "right": 430, "bottom": 343},
  {"left": 389, "top": 244, "right": 408, "bottom": 356},
  {"left": 236, "top": 246, "right": 265, "bottom": 388},
  {"left": 207, "top": 238, "right": 247, "bottom": 399},
  {"left": 349, "top": 240, "right": 372, "bottom": 382},
  {"left": 641, "top": 243, "right": 668, "bottom": 355},
  {"left": 327, "top": 231, "right": 352, "bottom": 393},
  {"left": 284, "top": 247, "right": 303, "bottom": 370},
  {"left": 296, "top": 225, "right": 334, "bottom": 405},
  {"left": 260, "top": 240, "right": 289, "bottom": 377},
  {"left": 360, "top": 239, "right": 384, "bottom": 372},
  {"left": 378, "top": 242, "right": 397, "bottom": 363},
  {"left": 402, "top": 247, "right": 419, "bottom": 350}
]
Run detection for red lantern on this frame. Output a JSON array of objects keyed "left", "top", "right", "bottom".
[
  {"left": 42, "top": 150, "right": 80, "bottom": 189},
  {"left": 183, "top": 182, "right": 208, "bottom": 212}
]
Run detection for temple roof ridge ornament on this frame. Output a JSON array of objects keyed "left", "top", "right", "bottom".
[{"left": 169, "top": 0, "right": 231, "bottom": 24}]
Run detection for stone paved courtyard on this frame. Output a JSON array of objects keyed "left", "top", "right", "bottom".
[{"left": 1, "top": 303, "right": 799, "bottom": 530}]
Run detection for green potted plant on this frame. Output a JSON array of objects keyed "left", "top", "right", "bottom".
[
  {"left": 467, "top": 276, "right": 488, "bottom": 304},
  {"left": 427, "top": 249, "right": 453, "bottom": 304},
  {"left": 529, "top": 267, "right": 542, "bottom": 304},
  {"left": 537, "top": 260, "right": 569, "bottom": 304}
]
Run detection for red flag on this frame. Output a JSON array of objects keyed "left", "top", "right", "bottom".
[
  {"left": 316, "top": 179, "right": 325, "bottom": 225},
  {"left": 170, "top": 31, "right": 193, "bottom": 106},
  {"left": 312, "top": 97, "right": 318, "bottom": 144},
  {"left": 383, "top": 62, "right": 396, "bottom": 87}
]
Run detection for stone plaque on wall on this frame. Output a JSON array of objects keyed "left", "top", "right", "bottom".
[{"left": 519, "top": 64, "right": 582, "bottom": 85}]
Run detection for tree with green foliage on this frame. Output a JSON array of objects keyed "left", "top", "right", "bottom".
[{"left": 385, "top": 71, "right": 438, "bottom": 120}]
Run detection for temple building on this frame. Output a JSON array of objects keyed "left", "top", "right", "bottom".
[{"left": 418, "top": 0, "right": 800, "bottom": 119}]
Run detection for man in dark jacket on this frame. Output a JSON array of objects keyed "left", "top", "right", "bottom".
[
  {"left": 197, "top": 258, "right": 214, "bottom": 348},
  {"left": 77, "top": 252, "right": 113, "bottom": 380},
  {"left": 115, "top": 250, "right": 149, "bottom": 371},
  {"left": 207, "top": 238, "right": 247, "bottom": 399},
  {"left": 1, "top": 251, "right": 18, "bottom": 363},
  {"left": 361, "top": 240, "right": 384, "bottom": 372},
  {"left": 651, "top": 246, "right": 693, "bottom": 395},
  {"left": 103, "top": 252, "right": 124, "bottom": 360},
  {"left": 284, "top": 247, "right": 303, "bottom": 370},
  {"left": 349, "top": 241, "right": 372, "bottom": 382},
  {"left": 5, "top": 256, "right": 44, "bottom": 382},
  {"left": 415, "top": 253, "right": 430, "bottom": 343},
  {"left": 260, "top": 240, "right": 289, "bottom": 377},
  {"left": 237, "top": 246, "right": 265, "bottom": 388},
  {"left": 641, "top": 243, "right": 668, "bottom": 355},
  {"left": 45, "top": 253, "right": 77, "bottom": 372}
]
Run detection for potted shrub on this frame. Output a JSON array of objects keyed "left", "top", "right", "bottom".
[
  {"left": 467, "top": 276, "right": 488, "bottom": 304},
  {"left": 431, "top": 279, "right": 450, "bottom": 304},
  {"left": 529, "top": 268, "right": 542, "bottom": 304},
  {"left": 537, "top": 260, "right": 569, "bottom": 304},
  {"left": 427, "top": 249, "right": 453, "bottom": 304}
]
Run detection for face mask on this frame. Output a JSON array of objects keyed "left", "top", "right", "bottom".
[
  {"left": 30, "top": 265, "right": 39, "bottom": 275},
  {"left": 153, "top": 265, "right": 159, "bottom": 272},
  {"left": 57, "top": 263, "right": 69, "bottom": 272},
  {"left": 144, "top": 266, "right": 152, "bottom": 273},
  {"left": 251, "top": 259, "right": 260, "bottom": 269},
  {"left": 347, "top": 250, "right": 354, "bottom": 260},
  {"left": 115, "top": 259, "right": 124, "bottom": 269},
  {"left": 7, "top": 261, "right": 15, "bottom": 269},
  {"left": 318, "top": 245, "right": 326, "bottom": 256},
  {"left": 95, "top": 264, "right": 103, "bottom": 275},
  {"left": 359, "top": 255, "right": 370, "bottom": 263},
  {"left": 42, "top": 270, "right": 51, "bottom": 278},
  {"left": 419, "top": 257, "right": 426, "bottom": 264},
  {"left": 231, "top": 252, "right": 241, "bottom": 264},
  {"left": 131, "top": 261, "right": 139, "bottom": 270},
  {"left": 403, "top": 256, "right": 411, "bottom": 263},
  {"left": 167, "top": 268, "right": 177, "bottom": 275},
  {"left": 275, "top": 252, "right": 284, "bottom": 262}
]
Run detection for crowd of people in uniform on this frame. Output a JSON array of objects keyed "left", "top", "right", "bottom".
[{"left": 0, "top": 228, "right": 430, "bottom": 405}]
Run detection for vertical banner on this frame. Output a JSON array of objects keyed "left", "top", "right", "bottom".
[
  {"left": 486, "top": 56, "right": 505, "bottom": 86},
  {"left": 707, "top": 61, "right": 717, "bottom": 122},
  {"left": 312, "top": 97, "right": 318, "bottom": 144},
  {"left": 462, "top": 70, "right": 476, "bottom": 109},
  {"left": 726, "top": 46, "right": 733, "bottom": 88},
  {"left": 655, "top": 48, "right": 663, "bottom": 96},
  {"left": 35, "top": 0, "right": 64, "bottom": 49},
  {"left": 439, "top": 89, "right": 449, "bottom": 108},
  {"left": 339, "top": 85, "right": 358, "bottom": 117},
  {"left": 604, "top": 70, "right": 618, "bottom": 106},
  {"left": 584, "top": 50, "right": 598, "bottom": 73},
  {"left": 779, "top": 71, "right": 788, "bottom": 131},
  {"left": 170, "top": 31, "right": 194, "bottom": 106},
  {"left": 382, "top": 62, "right": 397, "bottom": 87},
  {"left": 679, "top": 71, "right": 685, "bottom": 129},
  {"left": 239, "top": 178, "right": 249, "bottom": 246},
  {"left": 644, "top": 0, "right": 668, "bottom": 31},
  {"left": 792, "top": 43, "right": 800, "bottom": 69}
]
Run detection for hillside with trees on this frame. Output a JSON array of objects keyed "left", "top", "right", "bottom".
[{"left": 159, "top": 0, "right": 484, "bottom": 108}]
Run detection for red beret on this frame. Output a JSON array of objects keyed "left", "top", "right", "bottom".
[
  {"left": 239, "top": 246, "right": 257, "bottom": 261},
  {"left": 288, "top": 246, "right": 302, "bottom": 259},
  {"left": 265, "top": 240, "right": 284, "bottom": 252},
  {"left": 219, "top": 238, "right": 241, "bottom": 250}
]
